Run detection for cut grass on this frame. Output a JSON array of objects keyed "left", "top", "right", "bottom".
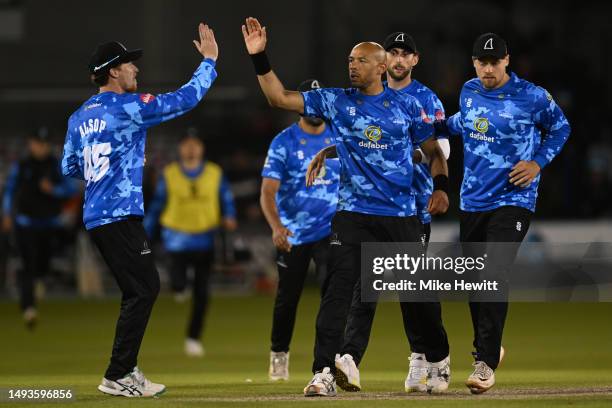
[{"left": 1, "top": 289, "right": 611, "bottom": 407}]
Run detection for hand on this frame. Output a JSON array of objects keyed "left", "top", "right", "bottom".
[
  {"left": 427, "top": 190, "right": 449, "bottom": 215},
  {"left": 272, "top": 225, "right": 293, "bottom": 252},
  {"left": 39, "top": 178, "right": 54, "bottom": 194},
  {"left": 509, "top": 160, "right": 540, "bottom": 188},
  {"left": 2, "top": 215, "right": 12, "bottom": 232},
  {"left": 223, "top": 217, "right": 238, "bottom": 232},
  {"left": 193, "top": 22, "right": 218, "bottom": 61},
  {"left": 305, "top": 151, "right": 327, "bottom": 187},
  {"left": 412, "top": 150, "right": 423, "bottom": 164},
  {"left": 241, "top": 17, "right": 267, "bottom": 55}
]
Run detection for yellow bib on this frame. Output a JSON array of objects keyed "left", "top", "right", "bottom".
[{"left": 160, "top": 161, "right": 222, "bottom": 233}]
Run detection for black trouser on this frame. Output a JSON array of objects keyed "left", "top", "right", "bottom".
[
  {"left": 271, "top": 236, "right": 330, "bottom": 353},
  {"left": 313, "top": 211, "right": 448, "bottom": 373},
  {"left": 460, "top": 206, "right": 532, "bottom": 370},
  {"left": 15, "top": 226, "right": 55, "bottom": 311},
  {"left": 341, "top": 221, "right": 442, "bottom": 366},
  {"left": 168, "top": 250, "right": 214, "bottom": 340},
  {"left": 90, "top": 218, "right": 160, "bottom": 381}
]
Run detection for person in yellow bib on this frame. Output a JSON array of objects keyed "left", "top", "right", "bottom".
[{"left": 144, "top": 128, "right": 237, "bottom": 357}]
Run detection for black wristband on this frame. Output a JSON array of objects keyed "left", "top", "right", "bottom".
[
  {"left": 433, "top": 175, "right": 449, "bottom": 193},
  {"left": 251, "top": 51, "right": 271, "bottom": 75}
]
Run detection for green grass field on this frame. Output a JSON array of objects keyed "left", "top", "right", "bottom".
[{"left": 1, "top": 289, "right": 611, "bottom": 407}]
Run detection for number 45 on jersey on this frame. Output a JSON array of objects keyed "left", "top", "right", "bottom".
[{"left": 83, "top": 143, "right": 111, "bottom": 183}]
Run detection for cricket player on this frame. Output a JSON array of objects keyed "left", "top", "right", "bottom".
[
  {"left": 260, "top": 79, "right": 340, "bottom": 381},
  {"left": 144, "top": 129, "right": 237, "bottom": 358},
  {"left": 241, "top": 17, "right": 450, "bottom": 397},
  {"left": 444, "top": 33, "right": 570, "bottom": 393},
  {"left": 340, "top": 31, "right": 452, "bottom": 394},
  {"left": 61, "top": 23, "right": 219, "bottom": 397}
]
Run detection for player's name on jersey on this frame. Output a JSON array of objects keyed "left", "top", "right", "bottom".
[{"left": 78, "top": 118, "right": 107, "bottom": 138}]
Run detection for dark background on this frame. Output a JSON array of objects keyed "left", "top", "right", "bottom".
[{"left": 0, "top": 0, "right": 610, "bottom": 220}]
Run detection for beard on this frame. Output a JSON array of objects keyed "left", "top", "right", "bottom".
[
  {"left": 388, "top": 66, "right": 411, "bottom": 81},
  {"left": 303, "top": 117, "right": 324, "bottom": 127}
]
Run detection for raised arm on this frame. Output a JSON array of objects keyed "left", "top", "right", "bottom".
[
  {"left": 242, "top": 17, "right": 304, "bottom": 113},
  {"left": 126, "top": 23, "right": 219, "bottom": 128}
]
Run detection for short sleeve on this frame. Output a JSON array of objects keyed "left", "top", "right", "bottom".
[
  {"left": 301, "top": 88, "right": 342, "bottom": 120},
  {"left": 262, "top": 133, "right": 289, "bottom": 180}
]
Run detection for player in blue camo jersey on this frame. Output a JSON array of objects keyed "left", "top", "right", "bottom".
[
  {"left": 242, "top": 17, "right": 450, "bottom": 397},
  {"left": 340, "top": 31, "right": 453, "bottom": 394},
  {"left": 61, "top": 23, "right": 219, "bottom": 398},
  {"left": 442, "top": 33, "right": 571, "bottom": 394},
  {"left": 260, "top": 79, "right": 340, "bottom": 382}
]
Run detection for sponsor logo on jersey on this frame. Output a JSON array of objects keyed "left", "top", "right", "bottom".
[
  {"left": 474, "top": 117, "right": 489, "bottom": 134},
  {"left": 364, "top": 125, "right": 382, "bottom": 142}
]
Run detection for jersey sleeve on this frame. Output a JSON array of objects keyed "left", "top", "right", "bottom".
[
  {"left": 406, "top": 96, "right": 434, "bottom": 145},
  {"left": 531, "top": 87, "right": 571, "bottom": 169},
  {"left": 2, "top": 163, "right": 19, "bottom": 214},
  {"left": 446, "top": 112, "right": 463, "bottom": 136},
  {"left": 120, "top": 58, "right": 218, "bottom": 128},
  {"left": 301, "top": 88, "right": 341, "bottom": 120},
  {"left": 61, "top": 119, "right": 84, "bottom": 180},
  {"left": 261, "top": 133, "right": 289, "bottom": 180}
]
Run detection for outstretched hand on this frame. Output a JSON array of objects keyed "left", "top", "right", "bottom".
[
  {"left": 241, "top": 17, "right": 267, "bottom": 55},
  {"left": 193, "top": 22, "right": 218, "bottom": 61}
]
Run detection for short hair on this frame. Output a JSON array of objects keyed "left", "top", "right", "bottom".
[{"left": 91, "top": 72, "right": 110, "bottom": 87}]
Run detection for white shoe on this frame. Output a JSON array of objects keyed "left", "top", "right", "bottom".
[
  {"left": 334, "top": 354, "right": 361, "bottom": 391},
  {"left": 23, "top": 307, "right": 38, "bottom": 330},
  {"left": 97, "top": 367, "right": 165, "bottom": 397},
  {"left": 303, "top": 367, "right": 337, "bottom": 397},
  {"left": 184, "top": 338, "right": 205, "bottom": 357},
  {"left": 405, "top": 352, "right": 429, "bottom": 392},
  {"left": 426, "top": 355, "right": 450, "bottom": 394},
  {"left": 269, "top": 351, "right": 289, "bottom": 381},
  {"left": 466, "top": 361, "right": 495, "bottom": 394}
]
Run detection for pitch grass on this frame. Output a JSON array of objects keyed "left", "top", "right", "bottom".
[{"left": 1, "top": 289, "right": 611, "bottom": 407}]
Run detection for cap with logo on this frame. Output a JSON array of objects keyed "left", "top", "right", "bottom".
[
  {"left": 472, "top": 33, "right": 508, "bottom": 59},
  {"left": 383, "top": 32, "right": 417, "bottom": 53},
  {"left": 297, "top": 79, "right": 325, "bottom": 92},
  {"left": 89, "top": 41, "right": 143, "bottom": 75}
]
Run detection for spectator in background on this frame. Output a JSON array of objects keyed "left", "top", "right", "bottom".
[
  {"left": 144, "top": 128, "right": 237, "bottom": 357},
  {"left": 2, "top": 127, "right": 76, "bottom": 328}
]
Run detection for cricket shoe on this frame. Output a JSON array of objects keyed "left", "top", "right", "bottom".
[
  {"left": 23, "top": 307, "right": 38, "bottom": 331},
  {"left": 466, "top": 361, "right": 495, "bottom": 394},
  {"left": 269, "top": 351, "right": 289, "bottom": 381},
  {"left": 426, "top": 355, "right": 450, "bottom": 394},
  {"left": 334, "top": 354, "right": 361, "bottom": 391},
  {"left": 98, "top": 367, "right": 165, "bottom": 397},
  {"left": 304, "top": 367, "right": 337, "bottom": 397},
  {"left": 405, "top": 352, "right": 429, "bottom": 392},
  {"left": 185, "top": 338, "right": 205, "bottom": 357}
]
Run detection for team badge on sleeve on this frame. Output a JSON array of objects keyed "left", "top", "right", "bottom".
[{"left": 139, "top": 93, "right": 156, "bottom": 104}]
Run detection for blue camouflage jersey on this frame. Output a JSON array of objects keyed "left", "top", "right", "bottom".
[
  {"left": 62, "top": 58, "right": 217, "bottom": 230},
  {"left": 447, "top": 72, "right": 570, "bottom": 212},
  {"left": 262, "top": 123, "right": 340, "bottom": 245},
  {"left": 390, "top": 79, "right": 446, "bottom": 224},
  {"left": 302, "top": 86, "right": 433, "bottom": 217}
]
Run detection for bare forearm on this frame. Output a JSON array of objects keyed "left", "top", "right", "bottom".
[
  {"left": 260, "top": 190, "right": 283, "bottom": 230},
  {"left": 256, "top": 71, "right": 304, "bottom": 113},
  {"left": 321, "top": 145, "right": 337, "bottom": 159}
]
